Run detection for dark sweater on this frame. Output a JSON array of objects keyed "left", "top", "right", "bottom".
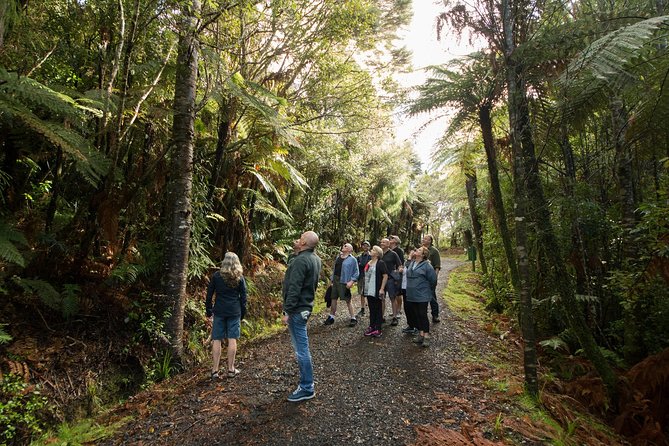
[
  {"left": 282, "top": 248, "right": 322, "bottom": 314},
  {"left": 205, "top": 271, "right": 247, "bottom": 318}
]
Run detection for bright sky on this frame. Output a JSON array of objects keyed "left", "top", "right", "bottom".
[{"left": 394, "top": 1, "right": 480, "bottom": 170}]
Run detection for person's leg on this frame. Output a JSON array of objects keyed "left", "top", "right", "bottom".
[
  {"left": 346, "top": 298, "right": 355, "bottom": 318},
  {"left": 212, "top": 340, "right": 222, "bottom": 373},
  {"left": 404, "top": 301, "right": 418, "bottom": 332},
  {"left": 227, "top": 338, "right": 237, "bottom": 371},
  {"left": 288, "top": 313, "right": 314, "bottom": 392},
  {"left": 430, "top": 285, "right": 440, "bottom": 321},
  {"left": 225, "top": 317, "right": 241, "bottom": 373},
  {"left": 211, "top": 316, "right": 225, "bottom": 374},
  {"left": 330, "top": 298, "right": 338, "bottom": 316},
  {"left": 418, "top": 302, "right": 430, "bottom": 337}
]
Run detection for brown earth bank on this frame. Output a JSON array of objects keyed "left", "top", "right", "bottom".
[{"left": 94, "top": 257, "right": 627, "bottom": 446}]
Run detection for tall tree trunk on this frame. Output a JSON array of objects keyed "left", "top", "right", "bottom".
[
  {"left": 479, "top": 104, "right": 517, "bottom": 288},
  {"left": 502, "top": 0, "right": 538, "bottom": 397},
  {"left": 164, "top": 0, "right": 201, "bottom": 360},
  {"left": 503, "top": 0, "right": 617, "bottom": 400},
  {"left": 611, "top": 99, "right": 637, "bottom": 261},
  {"left": 465, "top": 173, "right": 487, "bottom": 275}
]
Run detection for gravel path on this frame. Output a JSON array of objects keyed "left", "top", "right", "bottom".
[{"left": 102, "top": 257, "right": 517, "bottom": 446}]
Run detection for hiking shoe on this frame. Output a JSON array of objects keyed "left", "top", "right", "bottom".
[
  {"left": 402, "top": 327, "right": 418, "bottom": 334},
  {"left": 432, "top": 316, "right": 441, "bottom": 323},
  {"left": 364, "top": 326, "right": 374, "bottom": 336},
  {"left": 356, "top": 308, "right": 365, "bottom": 317},
  {"left": 349, "top": 318, "right": 358, "bottom": 327},
  {"left": 421, "top": 337, "right": 430, "bottom": 347},
  {"left": 287, "top": 387, "right": 315, "bottom": 402},
  {"left": 391, "top": 317, "right": 399, "bottom": 326},
  {"left": 227, "top": 368, "right": 240, "bottom": 378},
  {"left": 413, "top": 336, "right": 424, "bottom": 345},
  {"left": 211, "top": 371, "right": 222, "bottom": 380},
  {"left": 324, "top": 316, "right": 335, "bottom": 325},
  {"left": 369, "top": 329, "right": 381, "bottom": 337}
]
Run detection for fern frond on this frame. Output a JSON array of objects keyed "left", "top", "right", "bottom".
[
  {"left": 0, "top": 324, "right": 12, "bottom": 345},
  {"left": 0, "top": 221, "right": 28, "bottom": 267},
  {"left": 0, "top": 97, "right": 109, "bottom": 185},
  {"left": 0, "top": 69, "right": 88, "bottom": 121},
  {"left": 13, "top": 277, "right": 61, "bottom": 311},
  {"left": 251, "top": 193, "right": 293, "bottom": 224}
]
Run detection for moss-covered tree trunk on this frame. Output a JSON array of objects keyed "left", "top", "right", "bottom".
[
  {"left": 164, "top": 0, "right": 200, "bottom": 360},
  {"left": 479, "top": 104, "right": 517, "bottom": 289}
]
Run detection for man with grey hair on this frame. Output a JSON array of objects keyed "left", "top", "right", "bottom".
[
  {"left": 380, "top": 237, "right": 403, "bottom": 326},
  {"left": 389, "top": 235, "right": 405, "bottom": 324},
  {"left": 324, "top": 243, "right": 360, "bottom": 327},
  {"left": 422, "top": 234, "right": 441, "bottom": 323}
]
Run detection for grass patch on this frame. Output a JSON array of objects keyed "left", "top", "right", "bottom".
[
  {"left": 32, "top": 418, "right": 128, "bottom": 446},
  {"left": 442, "top": 265, "right": 485, "bottom": 318}
]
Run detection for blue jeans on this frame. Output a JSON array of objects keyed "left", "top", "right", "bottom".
[{"left": 287, "top": 312, "right": 314, "bottom": 392}]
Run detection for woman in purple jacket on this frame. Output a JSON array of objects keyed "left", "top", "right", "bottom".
[{"left": 206, "top": 252, "right": 247, "bottom": 379}]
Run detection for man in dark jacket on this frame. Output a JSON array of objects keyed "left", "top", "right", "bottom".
[
  {"left": 282, "top": 230, "right": 322, "bottom": 402},
  {"left": 422, "top": 234, "right": 441, "bottom": 323}
]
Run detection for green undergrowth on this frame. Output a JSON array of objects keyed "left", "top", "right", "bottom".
[
  {"left": 31, "top": 418, "right": 127, "bottom": 446},
  {"left": 441, "top": 262, "right": 622, "bottom": 445}
]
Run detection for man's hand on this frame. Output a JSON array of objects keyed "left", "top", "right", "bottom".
[
  {"left": 282, "top": 314, "right": 289, "bottom": 324},
  {"left": 346, "top": 280, "right": 354, "bottom": 289}
]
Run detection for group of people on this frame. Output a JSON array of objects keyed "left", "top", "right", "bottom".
[
  {"left": 324, "top": 235, "right": 441, "bottom": 345},
  {"left": 204, "top": 231, "right": 441, "bottom": 403}
]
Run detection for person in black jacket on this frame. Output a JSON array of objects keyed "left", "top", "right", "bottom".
[
  {"left": 356, "top": 241, "right": 372, "bottom": 317},
  {"left": 206, "top": 252, "right": 247, "bottom": 380}
]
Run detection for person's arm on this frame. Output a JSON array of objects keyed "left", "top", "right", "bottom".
[
  {"left": 348, "top": 257, "right": 359, "bottom": 286},
  {"left": 427, "top": 265, "right": 438, "bottom": 287},
  {"left": 283, "top": 259, "right": 306, "bottom": 314},
  {"left": 379, "top": 262, "right": 388, "bottom": 296},
  {"left": 239, "top": 277, "right": 248, "bottom": 319},
  {"left": 205, "top": 275, "right": 215, "bottom": 317}
]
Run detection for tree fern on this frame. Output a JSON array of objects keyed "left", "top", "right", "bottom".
[
  {"left": 12, "top": 277, "right": 61, "bottom": 311},
  {"left": 0, "top": 69, "right": 109, "bottom": 186},
  {"left": 558, "top": 15, "right": 669, "bottom": 112},
  {"left": 0, "top": 220, "right": 28, "bottom": 267}
]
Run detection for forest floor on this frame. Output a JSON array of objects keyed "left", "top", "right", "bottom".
[{"left": 94, "top": 257, "right": 622, "bottom": 446}]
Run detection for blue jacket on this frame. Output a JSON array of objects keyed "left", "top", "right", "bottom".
[
  {"left": 331, "top": 254, "right": 359, "bottom": 283},
  {"left": 206, "top": 271, "right": 248, "bottom": 318},
  {"left": 406, "top": 260, "right": 437, "bottom": 303}
]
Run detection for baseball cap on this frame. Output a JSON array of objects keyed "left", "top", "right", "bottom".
[{"left": 362, "top": 240, "right": 370, "bottom": 246}]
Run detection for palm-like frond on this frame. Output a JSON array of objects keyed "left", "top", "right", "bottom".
[
  {"left": 558, "top": 15, "right": 669, "bottom": 115},
  {"left": 0, "top": 70, "right": 110, "bottom": 186},
  {"left": 0, "top": 220, "right": 28, "bottom": 267}
]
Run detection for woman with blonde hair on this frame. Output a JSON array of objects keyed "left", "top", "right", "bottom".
[
  {"left": 362, "top": 245, "right": 388, "bottom": 337},
  {"left": 205, "top": 252, "right": 247, "bottom": 379}
]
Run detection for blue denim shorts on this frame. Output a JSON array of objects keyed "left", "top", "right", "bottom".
[{"left": 212, "top": 316, "right": 241, "bottom": 340}]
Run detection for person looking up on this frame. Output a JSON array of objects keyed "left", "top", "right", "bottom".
[
  {"left": 282, "top": 231, "right": 322, "bottom": 402},
  {"left": 324, "top": 243, "right": 360, "bottom": 327}
]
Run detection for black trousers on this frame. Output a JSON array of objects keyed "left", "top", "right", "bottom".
[
  {"left": 406, "top": 301, "right": 430, "bottom": 333},
  {"left": 366, "top": 295, "right": 383, "bottom": 330}
]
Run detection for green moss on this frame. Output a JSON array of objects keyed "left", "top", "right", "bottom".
[{"left": 442, "top": 266, "right": 486, "bottom": 319}]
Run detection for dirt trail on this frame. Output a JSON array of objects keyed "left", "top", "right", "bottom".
[{"left": 102, "top": 257, "right": 520, "bottom": 446}]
